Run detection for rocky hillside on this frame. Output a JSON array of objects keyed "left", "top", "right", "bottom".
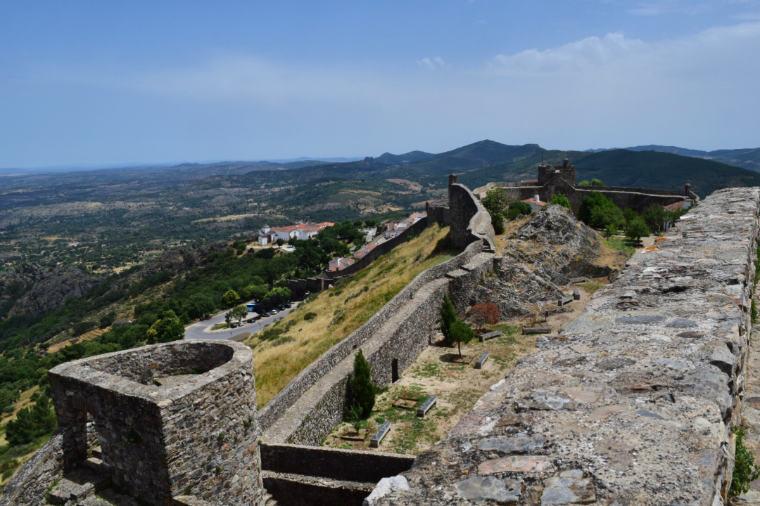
[{"left": 475, "top": 206, "right": 624, "bottom": 317}]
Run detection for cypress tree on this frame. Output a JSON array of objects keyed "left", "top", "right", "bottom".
[
  {"left": 345, "top": 350, "right": 375, "bottom": 420},
  {"left": 440, "top": 294, "right": 457, "bottom": 345}
]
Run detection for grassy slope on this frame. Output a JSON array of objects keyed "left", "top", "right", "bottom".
[{"left": 246, "top": 224, "right": 452, "bottom": 406}]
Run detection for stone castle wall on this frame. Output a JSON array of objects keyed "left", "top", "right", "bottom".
[
  {"left": 261, "top": 179, "right": 496, "bottom": 444},
  {"left": 259, "top": 239, "right": 487, "bottom": 434},
  {"left": 372, "top": 187, "right": 760, "bottom": 505},
  {"left": 323, "top": 217, "right": 430, "bottom": 280},
  {"left": 499, "top": 183, "right": 692, "bottom": 213}
]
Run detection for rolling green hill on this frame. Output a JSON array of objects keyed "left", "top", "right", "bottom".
[
  {"left": 573, "top": 149, "right": 760, "bottom": 197},
  {"left": 628, "top": 145, "right": 760, "bottom": 173}
]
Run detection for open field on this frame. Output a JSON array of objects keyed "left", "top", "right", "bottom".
[{"left": 246, "top": 224, "right": 452, "bottom": 407}]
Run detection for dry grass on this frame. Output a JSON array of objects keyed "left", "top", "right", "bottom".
[
  {"left": 246, "top": 225, "right": 452, "bottom": 407},
  {"left": 46, "top": 327, "right": 109, "bottom": 354},
  {"left": 323, "top": 324, "right": 535, "bottom": 454}
]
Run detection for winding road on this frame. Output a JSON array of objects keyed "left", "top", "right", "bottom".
[{"left": 184, "top": 302, "right": 298, "bottom": 341}]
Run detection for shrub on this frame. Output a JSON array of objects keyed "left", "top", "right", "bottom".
[
  {"left": 625, "top": 216, "right": 650, "bottom": 245},
  {"left": 550, "top": 194, "right": 571, "bottom": 209},
  {"left": 505, "top": 201, "right": 532, "bottom": 220},
  {"left": 345, "top": 350, "right": 375, "bottom": 420},
  {"left": 469, "top": 303, "right": 500, "bottom": 328},
  {"left": 304, "top": 312, "right": 317, "bottom": 321},
  {"left": 491, "top": 212, "right": 505, "bottom": 235},
  {"left": 730, "top": 427, "right": 760, "bottom": 497}
]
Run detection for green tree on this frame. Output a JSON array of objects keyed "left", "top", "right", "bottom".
[
  {"left": 591, "top": 178, "right": 605, "bottom": 187},
  {"left": 146, "top": 310, "right": 184, "bottom": 343},
  {"left": 345, "top": 350, "right": 375, "bottom": 420},
  {"left": 550, "top": 194, "right": 571, "bottom": 209},
  {"left": 578, "top": 192, "right": 625, "bottom": 230},
  {"left": 222, "top": 289, "right": 240, "bottom": 307},
  {"left": 625, "top": 216, "right": 650, "bottom": 245},
  {"left": 642, "top": 204, "right": 667, "bottom": 233},
  {"left": 482, "top": 188, "right": 509, "bottom": 217},
  {"left": 225, "top": 304, "right": 248, "bottom": 326},
  {"left": 450, "top": 320, "right": 474, "bottom": 359},
  {"left": 5, "top": 396, "right": 57, "bottom": 446},
  {"left": 440, "top": 295, "right": 458, "bottom": 345}
]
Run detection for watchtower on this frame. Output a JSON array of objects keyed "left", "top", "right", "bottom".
[
  {"left": 49, "top": 340, "right": 263, "bottom": 505},
  {"left": 537, "top": 158, "right": 576, "bottom": 187}
]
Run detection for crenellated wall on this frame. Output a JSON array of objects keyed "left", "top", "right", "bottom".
[{"left": 371, "top": 187, "right": 760, "bottom": 505}]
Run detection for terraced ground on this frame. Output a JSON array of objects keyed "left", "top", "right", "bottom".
[{"left": 246, "top": 224, "right": 453, "bottom": 406}]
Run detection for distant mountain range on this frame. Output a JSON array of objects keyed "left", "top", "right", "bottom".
[
  {"left": 626, "top": 145, "right": 760, "bottom": 172},
  {"left": 246, "top": 139, "right": 760, "bottom": 197}
]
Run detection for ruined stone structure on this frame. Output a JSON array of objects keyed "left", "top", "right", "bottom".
[
  {"left": 3, "top": 340, "right": 263, "bottom": 505},
  {"left": 485, "top": 159, "right": 697, "bottom": 213},
  {"left": 370, "top": 187, "right": 760, "bottom": 504}
]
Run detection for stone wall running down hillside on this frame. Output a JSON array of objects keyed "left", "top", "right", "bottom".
[
  {"left": 370, "top": 187, "right": 760, "bottom": 505},
  {"left": 260, "top": 178, "right": 496, "bottom": 444}
]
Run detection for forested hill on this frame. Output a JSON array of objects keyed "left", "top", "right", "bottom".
[
  {"left": 572, "top": 149, "right": 760, "bottom": 197},
  {"left": 627, "top": 145, "right": 760, "bottom": 173}
]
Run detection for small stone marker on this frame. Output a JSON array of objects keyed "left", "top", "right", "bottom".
[
  {"left": 416, "top": 396, "right": 437, "bottom": 417},
  {"left": 371, "top": 421, "right": 391, "bottom": 447},
  {"left": 522, "top": 326, "right": 551, "bottom": 335},
  {"left": 558, "top": 296, "right": 573, "bottom": 306},
  {"left": 573, "top": 289, "right": 581, "bottom": 300},
  {"left": 474, "top": 351, "right": 489, "bottom": 369},
  {"left": 479, "top": 330, "right": 502, "bottom": 342}
]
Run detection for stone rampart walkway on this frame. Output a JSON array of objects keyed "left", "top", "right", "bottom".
[{"left": 372, "top": 187, "right": 760, "bottom": 505}]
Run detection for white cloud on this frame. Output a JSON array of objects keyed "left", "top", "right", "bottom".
[
  {"left": 491, "top": 32, "right": 645, "bottom": 75},
  {"left": 416, "top": 56, "right": 447, "bottom": 70}
]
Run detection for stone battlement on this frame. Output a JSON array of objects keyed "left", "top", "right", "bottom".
[{"left": 371, "top": 187, "right": 760, "bottom": 504}]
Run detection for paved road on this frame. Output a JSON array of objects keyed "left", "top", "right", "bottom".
[{"left": 184, "top": 302, "right": 298, "bottom": 342}]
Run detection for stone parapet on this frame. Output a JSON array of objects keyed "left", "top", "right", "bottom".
[{"left": 371, "top": 187, "right": 760, "bottom": 504}]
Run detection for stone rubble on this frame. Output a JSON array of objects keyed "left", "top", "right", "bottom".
[{"left": 371, "top": 187, "right": 760, "bottom": 505}]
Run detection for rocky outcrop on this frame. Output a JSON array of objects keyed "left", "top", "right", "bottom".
[
  {"left": 474, "top": 206, "right": 617, "bottom": 317},
  {"left": 372, "top": 187, "right": 760, "bottom": 504},
  {"left": 3, "top": 264, "right": 99, "bottom": 318}
]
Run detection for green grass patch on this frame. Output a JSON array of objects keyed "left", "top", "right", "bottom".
[{"left": 604, "top": 236, "right": 635, "bottom": 256}]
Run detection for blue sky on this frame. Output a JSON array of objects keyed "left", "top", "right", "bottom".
[{"left": 2, "top": 0, "right": 760, "bottom": 168}]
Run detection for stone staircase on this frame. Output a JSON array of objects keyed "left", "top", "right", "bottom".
[{"left": 259, "top": 443, "right": 414, "bottom": 506}]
